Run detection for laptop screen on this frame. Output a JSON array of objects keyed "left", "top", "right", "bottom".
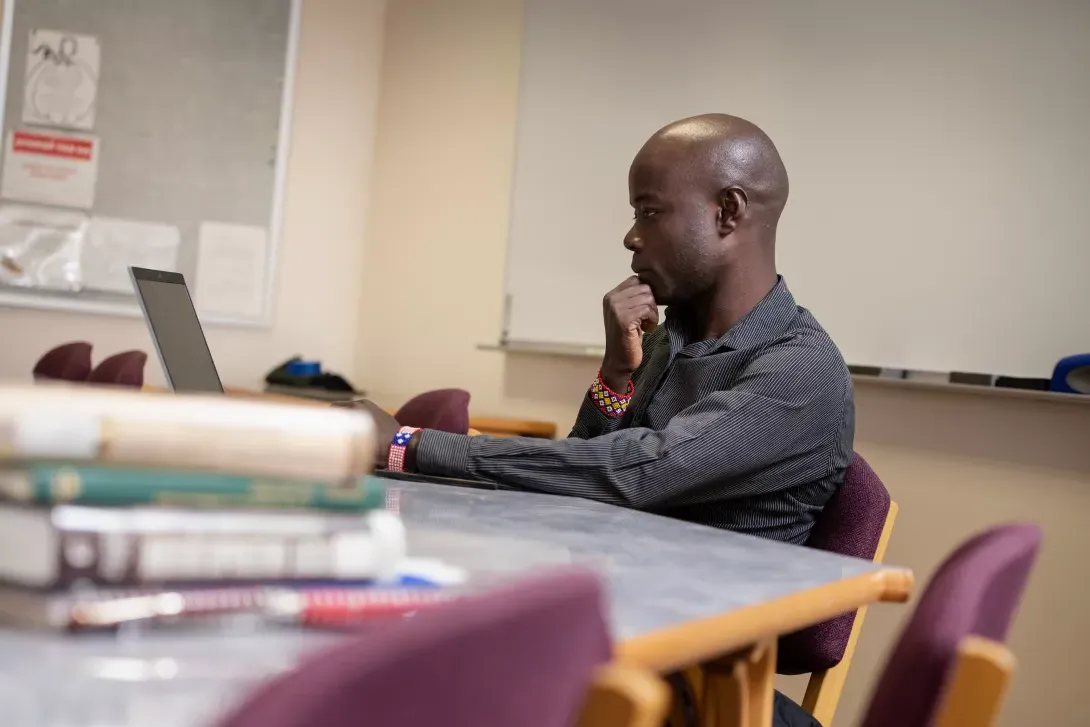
[{"left": 129, "top": 267, "right": 223, "bottom": 393}]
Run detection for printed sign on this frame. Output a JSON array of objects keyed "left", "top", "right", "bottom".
[
  {"left": 23, "top": 30, "right": 100, "bottom": 130},
  {"left": 0, "top": 130, "right": 99, "bottom": 209},
  {"left": 195, "top": 222, "right": 269, "bottom": 319}
]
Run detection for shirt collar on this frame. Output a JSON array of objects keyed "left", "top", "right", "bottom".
[{"left": 664, "top": 276, "right": 798, "bottom": 355}]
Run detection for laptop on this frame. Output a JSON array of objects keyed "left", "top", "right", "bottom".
[
  {"left": 128, "top": 266, "right": 499, "bottom": 490},
  {"left": 128, "top": 266, "right": 223, "bottom": 393}
]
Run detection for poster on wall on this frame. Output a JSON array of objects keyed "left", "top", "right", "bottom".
[
  {"left": 0, "top": 130, "right": 99, "bottom": 208},
  {"left": 194, "top": 221, "right": 268, "bottom": 319},
  {"left": 22, "top": 29, "right": 100, "bottom": 130}
]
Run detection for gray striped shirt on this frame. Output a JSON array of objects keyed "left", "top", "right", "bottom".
[{"left": 415, "top": 278, "right": 854, "bottom": 544}]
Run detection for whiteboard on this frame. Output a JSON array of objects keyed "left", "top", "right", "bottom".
[
  {"left": 0, "top": 0, "right": 299, "bottom": 326},
  {"left": 503, "top": 0, "right": 1090, "bottom": 377}
]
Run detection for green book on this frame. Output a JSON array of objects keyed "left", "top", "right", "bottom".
[{"left": 0, "top": 464, "right": 386, "bottom": 512}]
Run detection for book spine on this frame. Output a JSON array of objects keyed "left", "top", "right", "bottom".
[
  {"left": 47, "top": 521, "right": 402, "bottom": 588},
  {"left": 0, "top": 387, "right": 375, "bottom": 481},
  {"left": 0, "top": 467, "right": 386, "bottom": 512},
  {"left": 0, "top": 507, "right": 406, "bottom": 589}
]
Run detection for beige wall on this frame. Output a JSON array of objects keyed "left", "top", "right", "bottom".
[
  {"left": 359, "top": 0, "right": 604, "bottom": 425},
  {"left": 0, "top": 0, "right": 387, "bottom": 390},
  {"left": 361, "top": 2, "right": 1090, "bottom": 725}
]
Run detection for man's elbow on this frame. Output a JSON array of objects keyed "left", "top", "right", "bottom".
[
  {"left": 609, "top": 471, "right": 672, "bottom": 510},
  {"left": 606, "top": 446, "right": 720, "bottom": 510}
]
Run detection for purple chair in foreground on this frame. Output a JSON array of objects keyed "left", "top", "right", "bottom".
[
  {"left": 395, "top": 387, "right": 471, "bottom": 434},
  {"left": 778, "top": 452, "right": 898, "bottom": 726},
  {"left": 87, "top": 350, "right": 148, "bottom": 388},
  {"left": 216, "top": 568, "right": 669, "bottom": 727},
  {"left": 860, "top": 523, "right": 1042, "bottom": 727},
  {"left": 33, "top": 341, "right": 93, "bottom": 382}
]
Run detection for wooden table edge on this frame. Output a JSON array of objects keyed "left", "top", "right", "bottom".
[{"left": 614, "top": 567, "right": 913, "bottom": 673}]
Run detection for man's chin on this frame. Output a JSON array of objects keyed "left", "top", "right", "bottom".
[
  {"left": 636, "top": 276, "right": 665, "bottom": 303},
  {"left": 649, "top": 285, "right": 674, "bottom": 306}
]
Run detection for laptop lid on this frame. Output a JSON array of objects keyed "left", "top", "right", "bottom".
[{"left": 129, "top": 266, "right": 224, "bottom": 393}]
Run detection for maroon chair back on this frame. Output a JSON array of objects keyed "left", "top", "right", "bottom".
[
  {"left": 859, "top": 523, "right": 1042, "bottom": 727},
  {"left": 33, "top": 341, "right": 93, "bottom": 382},
  {"left": 777, "top": 452, "right": 891, "bottom": 673},
  {"left": 87, "top": 350, "right": 148, "bottom": 388},
  {"left": 395, "top": 388, "right": 471, "bottom": 434},
  {"left": 216, "top": 568, "right": 611, "bottom": 727}
]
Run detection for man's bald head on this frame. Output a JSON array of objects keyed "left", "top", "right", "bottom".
[
  {"left": 624, "top": 114, "right": 788, "bottom": 305},
  {"left": 639, "top": 113, "right": 789, "bottom": 226}
]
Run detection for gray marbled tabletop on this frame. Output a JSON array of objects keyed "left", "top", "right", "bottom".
[{"left": 0, "top": 481, "right": 888, "bottom": 727}]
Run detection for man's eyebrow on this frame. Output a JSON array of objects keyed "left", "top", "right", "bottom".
[{"left": 631, "top": 192, "right": 659, "bottom": 204}]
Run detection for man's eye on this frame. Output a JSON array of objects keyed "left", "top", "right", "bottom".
[{"left": 634, "top": 208, "right": 658, "bottom": 219}]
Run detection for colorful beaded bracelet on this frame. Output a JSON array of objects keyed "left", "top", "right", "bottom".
[{"left": 590, "top": 370, "right": 634, "bottom": 418}]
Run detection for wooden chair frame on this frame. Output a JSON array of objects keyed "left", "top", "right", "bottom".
[
  {"left": 579, "top": 664, "right": 672, "bottom": 727},
  {"left": 677, "top": 627, "right": 1015, "bottom": 727},
  {"left": 799, "top": 500, "right": 899, "bottom": 727},
  {"left": 932, "top": 635, "right": 1016, "bottom": 727}
]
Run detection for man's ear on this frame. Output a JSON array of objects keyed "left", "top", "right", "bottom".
[{"left": 717, "top": 187, "right": 748, "bottom": 235}]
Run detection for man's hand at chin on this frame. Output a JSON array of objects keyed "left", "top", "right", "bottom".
[
  {"left": 601, "top": 276, "right": 659, "bottom": 391},
  {"left": 332, "top": 399, "right": 401, "bottom": 466}
]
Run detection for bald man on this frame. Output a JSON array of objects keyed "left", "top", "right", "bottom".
[{"left": 363, "top": 114, "right": 853, "bottom": 547}]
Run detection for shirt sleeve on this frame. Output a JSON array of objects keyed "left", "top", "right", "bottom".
[{"left": 413, "top": 341, "right": 850, "bottom": 509}]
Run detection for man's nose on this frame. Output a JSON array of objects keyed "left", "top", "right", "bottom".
[{"left": 623, "top": 226, "right": 641, "bottom": 252}]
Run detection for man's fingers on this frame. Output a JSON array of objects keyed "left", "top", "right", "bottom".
[
  {"left": 624, "top": 304, "right": 659, "bottom": 333},
  {"left": 642, "top": 303, "right": 660, "bottom": 325},
  {"left": 619, "top": 296, "right": 657, "bottom": 320},
  {"left": 638, "top": 304, "right": 659, "bottom": 332},
  {"left": 612, "top": 291, "right": 657, "bottom": 321},
  {"left": 611, "top": 289, "right": 656, "bottom": 309},
  {"left": 607, "top": 277, "right": 658, "bottom": 337},
  {"left": 608, "top": 277, "right": 651, "bottom": 299}
]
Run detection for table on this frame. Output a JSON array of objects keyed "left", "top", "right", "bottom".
[{"left": 0, "top": 481, "right": 911, "bottom": 727}]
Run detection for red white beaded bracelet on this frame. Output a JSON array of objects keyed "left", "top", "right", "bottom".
[
  {"left": 590, "top": 370, "right": 633, "bottom": 418},
  {"left": 387, "top": 426, "right": 421, "bottom": 472}
]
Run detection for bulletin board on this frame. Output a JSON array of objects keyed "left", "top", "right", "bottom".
[{"left": 0, "top": 0, "right": 299, "bottom": 326}]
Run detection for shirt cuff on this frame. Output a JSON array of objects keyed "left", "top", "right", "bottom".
[{"left": 414, "top": 430, "right": 473, "bottom": 477}]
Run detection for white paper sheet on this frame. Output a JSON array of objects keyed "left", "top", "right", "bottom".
[
  {"left": 23, "top": 30, "right": 100, "bottom": 130},
  {"left": 195, "top": 222, "right": 268, "bottom": 319},
  {"left": 0, "top": 204, "right": 88, "bottom": 290},
  {"left": 81, "top": 217, "right": 181, "bottom": 293},
  {"left": 0, "top": 130, "right": 99, "bottom": 209}
]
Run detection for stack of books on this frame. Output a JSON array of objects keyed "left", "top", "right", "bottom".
[{"left": 0, "top": 385, "right": 452, "bottom": 630}]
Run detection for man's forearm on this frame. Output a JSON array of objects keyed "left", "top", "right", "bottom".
[
  {"left": 599, "top": 364, "right": 633, "bottom": 396},
  {"left": 411, "top": 427, "right": 693, "bottom": 509},
  {"left": 408, "top": 380, "right": 836, "bottom": 511}
]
